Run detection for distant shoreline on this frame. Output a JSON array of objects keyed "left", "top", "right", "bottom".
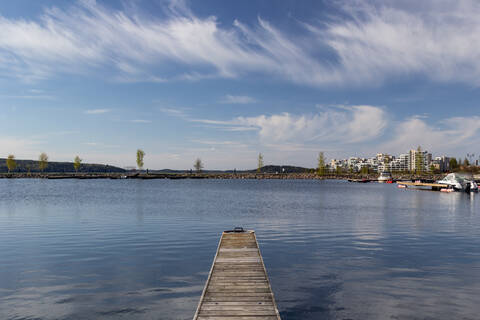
[{"left": 0, "top": 172, "right": 455, "bottom": 181}]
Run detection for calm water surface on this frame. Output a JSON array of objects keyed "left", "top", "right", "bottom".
[{"left": 0, "top": 179, "right": 479, "bottom": 319}]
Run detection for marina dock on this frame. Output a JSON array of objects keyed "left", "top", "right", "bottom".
[
  {"left": 193, "top": 229, "right": 281, "bottom": 320},
  {"left": 397, "top": 181, "right": 448, "bottom": 190}
]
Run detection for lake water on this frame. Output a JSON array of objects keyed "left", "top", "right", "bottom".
[{"left": 0, "top": 179, "right": 479, "bottom": 320}]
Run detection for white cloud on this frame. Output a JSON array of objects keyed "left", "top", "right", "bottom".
[
  {"left": 220, "top": 95, "right": 256, "bottom": 104},
  {"left": 85, "top": 108, "right": 110, "bottom": 114},
  {"left": 1, "top": 1, "right": 480, "bottom": 85},
  {"left": 192, "top": 105, "right": 387, "bottom": 145},
  {"left": 131, "top": 119, "right": 152, "bottom": 123},
  {"left": 381, "top": 115, "right": 480, "bottom": 155}
]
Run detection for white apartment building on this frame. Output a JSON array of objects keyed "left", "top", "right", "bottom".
[{"left": 328, "top": 148, "right": 440, "bottom": 173}]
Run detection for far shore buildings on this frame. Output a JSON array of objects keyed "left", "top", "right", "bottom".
[{"left": 328, "top": 149, "right": 451, "bottom": 173}]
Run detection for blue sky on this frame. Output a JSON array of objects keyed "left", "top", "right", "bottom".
[{"left": 1, "top": 0, "right": 479, "bottom": 169}]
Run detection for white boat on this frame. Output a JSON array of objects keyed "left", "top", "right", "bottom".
[
  {"left": 436, "top": 173, "right": 478, "bottom": 192},
  {"left": 378, "top": 171, "right": 392, "bottom": 183}
]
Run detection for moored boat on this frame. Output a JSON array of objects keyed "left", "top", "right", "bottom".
[
  {"left": 378, "top": 171, "right": 392, "bottom": 183},
  {"left": 436, "top": 173, "right": 478, "bottom": 192}
]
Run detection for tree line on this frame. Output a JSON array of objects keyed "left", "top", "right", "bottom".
[
  {"left": 5, "top": 148, "right": 477, "bottom": 174},
  {"left": 5, "top": 153, "right": 83, "bottom": 173}
]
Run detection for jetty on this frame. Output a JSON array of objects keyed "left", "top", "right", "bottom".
[
  {"left": 397, "top": 181, "right": 448, "bottom": 190},
  {"left": 193, "top": 228, "right": 281, "bottom": 320}
]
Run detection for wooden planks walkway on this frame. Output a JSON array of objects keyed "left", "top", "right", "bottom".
[
  {"left": 397, "top": 181, "right": 448, "bottom": 188},
  {"left": 193, "top": 229, "right": 281, "bottom": 320}
]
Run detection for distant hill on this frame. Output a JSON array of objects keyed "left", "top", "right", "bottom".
[
  {"left": 0, "top": 159, "right": 311, "bottom": 174},
  {"left": 150, "top": 165, "right": 314, "bottom": 174},
  {"left": 0, "top": 158, "right": 125, "bottom": 173}
]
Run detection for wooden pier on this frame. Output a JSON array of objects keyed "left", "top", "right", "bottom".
[
  {"left": 397, "top": 181, "right": 448, "bottom": 190},
  {"left": 193, "top": 229, "right": 281, "bottom": 320}
]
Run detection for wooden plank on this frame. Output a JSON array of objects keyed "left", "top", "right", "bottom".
[
  {"left": 204, "top": 292, "right": 273, "bottom": 297},
  {"left": 199, "top": 310, "right": 278, "bottom": 316},
  {"left": 397, "top": 181, "right": 448, "bottom": 188},
  {"left": 197, "top": 317, "right": 279, "bottom": 320},
  {"left": 209, "top": 281, "right": 268, "bottom": 285},
  {"left": 200, "top": 305, "right": 275, "bottom": 311},
  {"left": 203, "top": 297, "right": 273, "bottom": 303},
  {"left": 202, "top": 302, "right": 274, "bottom": 306},
  {"left": 193, "top": 230, "right": 281, "bottom": 320}
]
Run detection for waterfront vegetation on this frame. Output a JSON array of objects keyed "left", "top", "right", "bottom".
[
  {"left": 6, "top": 155, "right": 16, "bottom": 173},
  {"left": 194, "top": 158, "right": 204, "bottom": 173},
  {"left": 415, "top": 146, "right": 424, "bottom": 174},
  {"left": 257, "top": 153, "right": 264, "bottom": 173},
  {"left": 136, "top": 149, "right": 145, "bottom": 170},
  {"left": 74, "top": 156, "right": 82, "bottom": 173},
  {"left": 38, "top": 153, "right": 48, "bottom": 172},
  {"left": 317, "top": 152, "right": 326, "bottom": 176},
  {"left": 1, "top": 148, "right": 479, "bottom": 178}
]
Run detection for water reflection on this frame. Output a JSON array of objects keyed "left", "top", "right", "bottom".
[
  {"left": 0, "top": 179, "right": 479, "bottom": 320},
  {"left": 135, "top": 180, "right": 145, "bottom": 223}
]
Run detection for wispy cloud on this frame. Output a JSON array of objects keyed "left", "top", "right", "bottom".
[
  {"left": 191, "top": 139, "right": 249, "bottom": 148},
  {"left": 82, "top": 142, "right": 119, "bottom": 148},
  {"left": 0, "top": 94, "right": 55, "bottom": 100},
  {"left": 159, "top": 107, "right": 188, "bottom": 118},
  {"left": 83, "top": 142, "right": 99, "bottom": 146},
  {"left": 1, "top": 1, "right": 479, "bottom": 85},
  {"left": 191, "top": 105, "right": 387, "bottom": 145},
  {"left": 30, "top": 130, "right": 78, "bottom": 139},
  {"left": 131, "top": 119, "right": 152, "bottom": 123},
  {"left": 85, "top": 109, "right": 110, "bottom": 114},
  {"left": 220, "top": 95, "right": 256, "bottom": 104}
]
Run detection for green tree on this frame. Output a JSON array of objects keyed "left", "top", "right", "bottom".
[
  {"left": 415, "top": 146, "right": 424, "bottom": 174},
  {"left": 360, "top": 166, "right": 369, "bottom": 175},
  {"left": 383, "top": 156, "right": 391, "bottom": 167},
  {"left": 317, "top": 152, "right": 326, "bottom": 176},
  {"left": 39, "top": 152, "right": 48, "bottom": 172},
  {"left": 194, "top": 158, "right": 204, "bottom": 173},
  {"left": 136, "top": 149, "right": 145, "bottom": 170},
  {"left": 74, "top": 156, "right": 82, "bottom": 173},
  {"left": 335, "top": 166, "right": 343, "bottom": 175},
  {"left": 257, "top": 153, "right": 264, "bottom": 173},
  {"left": 6, "top": 154, "right": 16, "bottom": 173},
  {"left": 449, "top": 158, "right": 458, "bottom": 170},
  {"left": 464, "top": 158, "right": 470, "bottom": 166}
]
